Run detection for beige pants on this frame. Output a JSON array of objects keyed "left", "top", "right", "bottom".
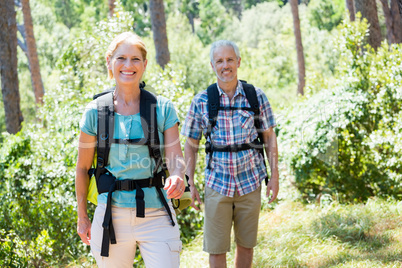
[{"left": 91, "top": 203, "right": 182, "bottom": 268}]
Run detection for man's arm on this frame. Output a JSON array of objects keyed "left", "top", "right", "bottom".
[
  {"left": 262, "top": 127, "right": 279, "bottom": 203},
  {"left": 184, "top": 137, "right": 202, "bottom": 210}
]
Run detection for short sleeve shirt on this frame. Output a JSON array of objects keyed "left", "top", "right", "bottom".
[
  {"left": 80, "top": 95, "right": 179, "bottom": 208},
  {"left": 181, "top": 81, "right": 276, "bottom": 197}
]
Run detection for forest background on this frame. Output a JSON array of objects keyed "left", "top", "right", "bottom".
[{"left": 1, "top": 0, "right": 402, "bottom": 267}]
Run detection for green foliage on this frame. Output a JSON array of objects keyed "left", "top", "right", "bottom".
[
  {"left": 279, "top": 17, "right": 402, "bottom": 202},
  {"left": 0, "top": 229, "right": 29, "bottom": 268},
  {"left": 196, "top": 0, "right": 232, "bottom": 45},
  {"left": 36, "top": 0, "right": 108, "bottom": 29},
  {"left": 307, "top": 0, "right": 345, "bottom": 31},
  {"left": 165, "top": 13, "right": 215, "bottom": 92}
]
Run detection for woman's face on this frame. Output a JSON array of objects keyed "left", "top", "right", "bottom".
[{"left": 107, "top": 42, "right": 147, "bottom": 87}]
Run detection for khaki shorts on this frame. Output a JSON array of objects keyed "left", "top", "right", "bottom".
[{"left": 203, "top": 186, "right": 262, "bottom": 254}]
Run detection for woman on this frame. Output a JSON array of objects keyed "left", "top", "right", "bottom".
[{"left": 75, "top": 32, "right": 185, "bottom": 267}]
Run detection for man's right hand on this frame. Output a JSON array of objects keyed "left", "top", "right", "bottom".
[
  {"left": 77, "top": 216, "right": 91, "bottom": 245},
  {"left": 190, "top": 184, "right": 202, "bottom": 210}
]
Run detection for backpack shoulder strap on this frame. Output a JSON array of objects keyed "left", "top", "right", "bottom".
[
  {"left": 242, "top": 81, "right": 262, "bottom": 132},
  {"left": 242, "top": 81, "right": 260, "bottom": 116},
  {"left": 207, "top": 83, "right": 220, "bottom": 127},
  {"left": 95, "top": 91, "right": 114, "bottom": 179},
  {"left": 139, "top": 89, "right": 164, "bottom": 174},
  {"left": 241, "top": 81, "right": 269, "bottom": 184}
]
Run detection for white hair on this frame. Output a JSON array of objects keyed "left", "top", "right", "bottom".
[{"left": 209, "top": 40, "right": 240, "bottom": 64}]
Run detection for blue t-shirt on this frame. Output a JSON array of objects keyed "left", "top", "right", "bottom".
[{"left": 80, "top": 95, "right": 180, "bottom": 208}]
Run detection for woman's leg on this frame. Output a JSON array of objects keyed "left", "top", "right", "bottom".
[
  {"left": 136, "top": 204, "right": 182, "bottom": 268},
  {"left": 91, "top": 204, "right": 137, "bottom": 268}
]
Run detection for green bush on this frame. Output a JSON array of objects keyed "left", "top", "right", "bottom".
[
  {"left": 307, "top": 0, "right": 345, "bottom": 32},
  {"left": 279, "top": 16, "right": 402, "bottom": 202}
]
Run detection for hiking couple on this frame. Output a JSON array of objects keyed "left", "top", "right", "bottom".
[{"left": 75, "top": 32, "right": 279, "bottom": 268}]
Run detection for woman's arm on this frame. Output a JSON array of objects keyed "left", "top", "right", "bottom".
[
  {"left": 163, "top": 123, "right": 186, "bottom": 199},
  {"left": 75, "top": 131, "right": 96, "bottom": 245}
]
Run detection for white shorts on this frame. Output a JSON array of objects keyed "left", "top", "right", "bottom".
[{"left": 90, "top": 202, "right": 182, "bottom": 268}]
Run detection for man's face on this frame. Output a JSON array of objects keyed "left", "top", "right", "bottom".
[{"left": 211, "top": 46, "right": 241, "bottom": 84}]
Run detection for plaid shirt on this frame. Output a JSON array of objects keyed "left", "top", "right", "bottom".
[{"left": 181, "top": 81, "right": 276, "bottom": 197}]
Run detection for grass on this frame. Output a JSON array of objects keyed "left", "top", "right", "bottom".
[{"left": 180, "top": 199, "right": 402, "bottom": 268}]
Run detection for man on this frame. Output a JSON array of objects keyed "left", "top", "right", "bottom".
[{"left": 181, "top": 40, "right": 279, "bottom": 268}]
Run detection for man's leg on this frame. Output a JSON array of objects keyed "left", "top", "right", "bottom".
[
  {"left": 210, "top": 253, "right": 227, "bottom": 268},
  {"left": 235, "top": 244, "right": 253, "bottom": 268},
  {"left": 233, "top": 186, "right": 261, "bottom": 268},
  {"left": 203, "top": 187, "right": 233, "bottom": 265}
]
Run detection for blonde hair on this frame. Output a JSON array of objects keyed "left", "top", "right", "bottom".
[{"left": 105, "top": 32, "right": 147, "bottom": 79}]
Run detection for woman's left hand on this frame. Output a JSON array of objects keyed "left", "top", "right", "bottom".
[{"left": 164, "top": 175, "right": 185, "bottom": 199}]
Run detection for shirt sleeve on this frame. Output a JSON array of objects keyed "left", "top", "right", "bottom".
[
  {"left": 257, "top": 88, "right": 276, "bottom": 131},
  {"left": 158, "top": 97, "right": 180, "bottom": 132},
  {"left": 79, "top": 100, "right": 97, "bottom": 136},
  {"left": 180, "top": 94, "right": 204, "bottom": 140}
]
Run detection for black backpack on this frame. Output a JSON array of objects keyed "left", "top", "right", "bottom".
[
  {"left": 205, "top": 80, "right": 268, "bottom": 185},
  {"left": 89, "top": 83, "right": 175, "bottom": 257}
]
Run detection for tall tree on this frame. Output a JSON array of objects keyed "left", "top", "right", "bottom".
[
  {"left": 399, "top": 0, "right": 402, "bottom": 27},
  {"left": 354, "top": 0, "right": 382, "bottom": 50},
  {"left": 108, "top": 0, "right": 115, "bottom": 17},
  {"left": 0, "top": 0, "right": 23, "bottom": 134},
  {"left": 21, "top": 0, "right": 45, "bottom": 105},
  {"left": 290, "top": 0, "right": 305, "bottom": 96},
  {"left": 149, "top": 0, "right": 170, "bottom": 69},
  {"left": 346, "top": 0, "right": 355, "bottom": 21},
  {"left": 380, "top": 0, "right": 402, "bottom": 44}
]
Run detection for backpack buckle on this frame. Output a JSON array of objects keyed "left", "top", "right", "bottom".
[
  {"left": 205, "top": 141, "right": 212, "bottom": 154},
  {"left": 151, "top": 146, "right": 161, "bottom": 158},
  {"left": 119, "top": 179, "right": 131, "bottom": 191},
  {"left": 98, "top": 157, "right": 105, "bottom": 168}
]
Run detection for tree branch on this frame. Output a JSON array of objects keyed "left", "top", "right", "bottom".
[
  {"left": 17, "top": 24, "right": 26, "bottom": 38},
  {"left": 17, "top": 38, "right": 27, "bottom": 54}
]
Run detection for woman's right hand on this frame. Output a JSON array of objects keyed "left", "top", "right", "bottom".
[{"left": 77, "top": 215, "right": 92, "bottom": 245}]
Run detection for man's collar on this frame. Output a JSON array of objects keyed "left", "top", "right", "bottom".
[{"left": 216, "top": 80, "right": 245, "bottom": 97}]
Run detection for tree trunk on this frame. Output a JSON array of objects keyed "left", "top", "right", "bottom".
[
  {"left": 21, "top": 0, "right": 44, "bottom": 105},
  {"left": 381, "top": 0, "right": 396, "bottom": 43},
  {"left": 290, "top": 0, "right": 305, "bottom": 96},
  {"left": 354, "top": 0, "right": 382, "bottom": 50},
  {"left": 380, "top": 0, "right": 402, "bottom": 44},
  {"left": 390, "top": 0, "right": 402, "bottom": 43},
  {"left": 0, "top": 0, "right": 23, "bottom": 134},
  {"left": 186, "top": 12, "right": 195, "bottom": 33},
  {"left": 108, "top": 0, "right": 115, "bottom": 17},
  {"left": 149, "top": 0, "right": 170, "bottom": 69},
  {"left": 399, "top": 0, "right": 402, "bottom": 28},
  {"left": 346, "top": 0, "right": 355, "bottom": 21}
]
